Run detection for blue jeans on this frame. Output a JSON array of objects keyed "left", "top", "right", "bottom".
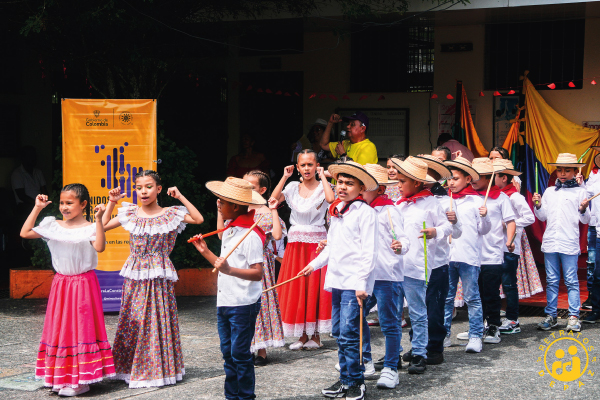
[
  {"left": 403, "top": 277, "right": 428, "bottom": 358},
  {"left": 588, "top": 226, "right": 596, "bottom": 292},
  {"left": 502, "top": 252, "right": 520, "bottom": 321},
  {"left": 362, "top": 281, "right": 401, "bottom": 370},
  {"left": 591, "top": 237, "right": 600, "bottom": 310},
  {"left": 544, "top": 252, "right": 580, "bottom": 317},
  {"left": 444, "top": 262, "right": 484, "bottom": 338},
  {"left": 217, "top": 301, "right": 261, "bottom": 400},
  {"left": 332, "top": 289, "right": 365, "bottom": 386}
]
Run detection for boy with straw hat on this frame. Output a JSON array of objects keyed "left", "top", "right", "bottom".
[
  {"left": 191, "top": 177, "right": 267, "bottom": 400},
  {"left": 299, "top": 160, "right": 378, "bottom": 400},
  {"left": 583, "top": 150, "right": 600, "bottom": 323},
  {"left": 392, "top": 156, "right": 452, "bottom": 374},
  {"left": 442, "top": 156, "right": 490, "bottom": 353},
  {"left": 466, "top": 158, "right": 516, "bottom": 345},
  {"left": 492, "top": 159, "right": 535, "bottom": 335},
  {"left": 533, "top": 153, "right": 590, "bottom": 332},
  {"left": 582, "top": 146, "right": 600, "bottom": 309}
]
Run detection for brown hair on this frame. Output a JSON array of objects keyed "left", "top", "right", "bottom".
[{"left": 244, "top": 170, "right": 271, "bottom": 200}]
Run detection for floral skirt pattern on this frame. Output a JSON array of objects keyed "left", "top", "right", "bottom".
[{"left": 113, "top": 277, "right": 184, "bottom": 388}]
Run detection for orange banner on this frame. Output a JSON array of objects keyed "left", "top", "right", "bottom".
[{"left": 62, "top": 99, "right": 157, "bottom": 272}]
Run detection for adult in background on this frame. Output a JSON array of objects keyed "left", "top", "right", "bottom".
[
  {"left": 437, "top": 133, "right": 474, "bottom": 162},
  {"left": 12, "top": 146, "right": 48, "bottom": 211},
  {"left": 291, "top": 118, "right": 327, "bottom": 162},
  {"left": 320, "top": 111, "right": 378, "bottom": 165},
  {"left": 227, "top": 134, "right": 270, "bottom": 179}
]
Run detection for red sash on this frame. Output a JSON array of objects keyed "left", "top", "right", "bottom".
[
  {"left": 501, "top": 183, "right": 518, "bottom": 197},
  {"left": 329, "top": 196, "right": 367, "bottom": 218},
  {"left": 476, "top": 185, "right": 502, "bottom": 200},
  {"left": 448, "top": 186, "right": 478, "bottom": 199},
  {"left": 227, "top": 209, "right": 266, "bottom": 245},
  {"left": 396, "top": 189, "right": 433, "bottom": 205},
  {"left": 369, "top": 194, "right": 395, "bottom": 208}
]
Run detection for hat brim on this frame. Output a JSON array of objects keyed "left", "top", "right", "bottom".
[
  {"left": 414, "top": 156, "right": 452, "bottom": 180},
  {"left": 328, "top": 163, "right": 379, "bottom": 191},
  {"left": 473, "top": 165, "right": 506, "bottom": 176},
  {"left": 377, "top": 180, "right": 399, "bottom": 187},
  {"left": 390, "top": 158, "right": 436, "bottom": 184},
  {"left": 591, "top": 146, "right": 600, "bottom": 152},
  {"left": 547, "top": 163, "right": 586, "bottom": 167},
  {"left": 444, "top": 160, "right": 481, "bottom": 181},
  {"left": 497, "top": 168, "right": 522, "bottom": 176},
  {"left": 205, "top": 181, "right": 267, "bottom": 205}
]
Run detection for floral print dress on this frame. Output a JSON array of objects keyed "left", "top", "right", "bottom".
[{"left": 112, "top": 202, "right": 188, "bottom": 388}]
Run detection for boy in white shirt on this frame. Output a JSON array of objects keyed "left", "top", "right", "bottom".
[
  {"left": 583, "top": 151, "right": 600, "bottom": 323},
  {"left": 300, "top": 160, "right": 378, "bottom": 400},
  {"left": 493, "top": 159, "right": 535, "bottom": 334},
  {"left": 192, "top": 177, "right": 266, "bottom": 400},
  {"left": 533, "top": 153, "right": 590, "bottom": 332},
  {"left": 470, "top": 158, "right": 516, "bottom": 345},
  {"left": 443, "top": 157, "right": 491, "bottom": 353},
  {"left": 392, "top": 156, "right": 452, "bottom": 373}
]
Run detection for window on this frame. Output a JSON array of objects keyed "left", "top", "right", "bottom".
[
  {"left": 351, "top": 17, "right": 434, "bottom": 92},
  {"left": 485, "top": 19, "right": 585, "bottom": 90}
]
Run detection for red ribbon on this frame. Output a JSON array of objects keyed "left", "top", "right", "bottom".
[
  {"left": 501, "top": 183, "right": 518, "bottom": 197},
  {"left": 227, "top": 209, "right": 266, "bottom": 245},
  {"left": 396, "top": 189, "right": 433, "bottom": 205},
  {"left": 449, "top": 186, "right": 479, "bottom": 199},
  {"left": 369, "top": 194, "right": 395, "bottom": 208}
]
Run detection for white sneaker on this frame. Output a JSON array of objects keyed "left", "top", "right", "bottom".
[
  {"left": 465, "top": 337, "right": 482, "bottom": 353},
  {"left": 456, "top": 331, "right": 469, "bottom": 340},
  {"left": 376, "top": 367, "right": 399, "bottom": 389},
  {"left": 289, "top": 340, "right": 304, "bottom": 350},
  {"left": 58, "top": 385, "right": 90, "bottom": 397},
  {"left": 567, "top": 316, "right": 582, "bottom": 332},
  {"left": 401, "top": 319, "right": 408, "bottom": 328},
  {"left": 335, "top": 362, "right": 340, "bottom": 372},
  {"left": 364, "top": 360, "right": 376, "bottom": 378},
  {"left": 443, "top": 336, "right": 452, "bottom": 348},
  {"left": 303, "top": 339, "right": 323, "bottom": 350}
]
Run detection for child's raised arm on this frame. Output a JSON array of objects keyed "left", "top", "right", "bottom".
[
  {"left": 318, "top": 167, "right": 335, "bottom": 204},
  {"left": 268, "top": 198, "right": 283, "bottom": 241},
  {"left": 92, "top": 204, "right": 107, "bottom": 253},
  {"left": 103, "top": 187, "right": 124, "bottom": 231},
  {"left": 167, "top": 187, "right": 204, "bottom": 225},
  {"left": 20, "top": 194, "right": 51, "bottom": 239},
  {"left": 271, "top": 165, "right": 295, "bottom": 203}
]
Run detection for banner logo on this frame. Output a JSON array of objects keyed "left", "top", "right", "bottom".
[
  {"left": 94, "top": 142, "right": 143, "bottom": 204},
  {"left": 119, "top": 111, "right": 133, "bottom": 125},
  {"left": 94, "top": 110, "right": 100, "bottom": 117}
]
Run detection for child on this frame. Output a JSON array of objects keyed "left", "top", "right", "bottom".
[
  {"left": 271, "top": 149, "right": 335, "bottom": 349},
  {"left": 392, "top": 156, "right": 452, "bottom": 372},
  {"left": 582, "top": 146, "right": 600, "bottom": 309},
  {"left": 385, "top": 154, "right": 405, "bottom": 202},
  {"left": 103, "top": 170, "right": 204, "bottom": 388},
  {"left": 493, "top": 159, "right": 535, "bottom": 334},
  {"left": 300, "top": 160, "right": 378, "bottom": 400},
  {"left": 533, "top": 153, "right": 590, "bottom": 332},
  {"left": 443, "top": 157, "right": 491, "bottom": 353},
  {"left": 192, "top": 177, "right": 266, "bottom": 400},
  {"left": 20, "top": 184, "right": 115, "bottom": 396},
  {"left": 584, "top": 151, "right": 600, "bottom": 323},
  {"left": 469, "top": 158, "right": 516, "bottom": 344}
]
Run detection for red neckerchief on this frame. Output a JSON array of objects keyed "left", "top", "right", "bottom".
[
  {"left": 329, "top": 196, "right": 367, "bottom": 218},
  {"left": 369, "top": 194, "right": 395, "bottom": 208},
  {"left": 450, "top": 186, "right": 479, "bottom": 199},
  {"left": 476, "top": 185, "right": 502, "bottom": 200},
  {"left": 227, "top": 209, "right": 266, "bottom": 245},
  {"left": 501, "top": 183, "right": 518, "bottom": 197},
  {"left": 593, "top": 166, "right": 599, "bottom": 174},
  {"left": 396, "top": 189, "right": 433, "bottom": 205}
]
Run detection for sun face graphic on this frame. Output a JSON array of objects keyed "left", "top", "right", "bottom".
[{"left": 119, "top": 111, "right": 133, "bottom": 125}]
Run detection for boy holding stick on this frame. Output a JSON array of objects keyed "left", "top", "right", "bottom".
[
  {"left": 191, "top": 177, "right": 267, "bottom": 400},
  {"left": 299, "top": 160, "right": 378, "bottom": 400}
]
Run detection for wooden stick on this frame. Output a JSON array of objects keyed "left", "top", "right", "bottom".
[
  {"left": 187, "top": 227, "right": 227, "bottom": 243},
  {"left": 387, "top": 208, "right": 396, "bottom": 240},
  {"left": 589, "top": 192, "right": 600, "bottom": 202},
  {"left": 509, "top": 231, "right": 517, "bottom": 246},
  {"left": 483, "top": 171, "right": 495, "bottom": 207},
  {"left": 449, "top": 192, "right": 453, "bottom": 244},
  {"left": 212, "top": 214, "right": 265, "bottom": 273},
  {"left": 359, "top": 298, "right": 364, "bottom": 365},
  {"left": 263, "top": 274, "right": 303, "bottom": 293}
]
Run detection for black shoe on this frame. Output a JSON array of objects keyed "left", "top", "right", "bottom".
[
  {"left": 583, "top": 312, "right": 600, "bottom": 324},
  {"left": 345, "top": 383, "right": 366, "bottom": 400},
  {"left": 426, "top": 351, "right": 444, "bottom": 365},
  {"left": 397, "top": 356, "right": 403, "bottom": 370},
  {"left": 374, "top": 356, "right": 385, "bottom": 371},
  {"left": 407, "top": 355, "right": 427, "bottom": 374},
  {"left": 254, "top": 355, "right": 268, "bottom": 366},
  {"left": 322, "top": 380, "right": 348, "bottom": 398},
  {"left": 402, "top": 349, "right": 412, "bottom": 362},
  {"left": 582, "top": 297, "right": 593, "bottom": 309}
]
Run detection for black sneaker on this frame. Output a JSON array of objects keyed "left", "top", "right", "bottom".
[
  {"left": 321, "top": 380, "right": 348, "bottom": 398},
  {"left": 374, "top": 356, "right": 385, "bottom": 371},
  {"left": 537, "top": 315, "right": 558, "bottom": 331},
  {"left": 407, "top": 355, "right": 427, "bottom": 374},
  {"left": 254, "top": 355, "right": 268, "bottom": 366},
  {"left": 583, "top": 312, "right": 600, "bottom": 324},
  {"left": 426, "top": 351, "right": 444, "bottom": 365},
  {"left": 397, "top": 355, "right": 403, "bottom": 370},
  {"left": 345, "top": 383, "right": 366, "bottom": 400},
  {"left": 582, "top": 297, "right": 593, "bottom": 309},
  {"left": 402, "top": 349, "right": 412, "bottom": 362}
]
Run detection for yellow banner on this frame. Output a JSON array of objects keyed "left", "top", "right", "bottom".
[{"left": 62, "top": 99, "right": 157, "bottom": 271}]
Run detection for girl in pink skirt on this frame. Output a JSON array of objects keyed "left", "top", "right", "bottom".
[{"left": 20, "top": 184, "right": 116, "bottom": 397}]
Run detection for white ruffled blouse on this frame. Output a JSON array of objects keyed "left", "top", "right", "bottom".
[
  {"left": 282, "top": 181, "right": 329, "bottom": 243},
  {"left": 117, "top": 202, "right": 189, "bottom": 281},
  {"left": 32, "top": 217, "right": 98, "bottom": 276}
]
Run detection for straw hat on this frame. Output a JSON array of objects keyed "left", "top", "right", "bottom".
[
  {"left": 444, "top": 156, "right": 480, "bottom": 181},
  {"left": 471, "top": 157, "right": 506, "bottom": 176},
  {"left": 328, "top": 160, "right": 379, "bottom": 191},
  {"left": 415, "top": 155, "right": 452, "bottom": 180},
  {"left": 493, "top": 159, "right": 522, "bottom": 176},
  {"left": 205, "top": 177, "right": 267, "bottom": 205},
  {"left": 390, "top": 156, "right": 437, "bottom": 184},
  {"left": 548, "top": 153, "right": 586, "bottom": 167},
  {"left": 364, "top": 163, "right": 398, "bottom": 186}
]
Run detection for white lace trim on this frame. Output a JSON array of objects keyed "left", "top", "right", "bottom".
[
  {"left": 284, "top": 182, "right": 327, "bottom": 213},
  {"left": 250, "top": 339, "right": 286, "bottom": 353},
  {"left": 37, "top": 372, "right": 116, "bottom": 389},
  {"left": 118, "top": 202, "right": 188, "bottom": 235},
  {"left": 519, "top": 287, "right": 544, "bottom": 299},
  {"left": 32, "top": 217, "right": 96, "bottom": 243},
  {"left": 113, "top": 369, "right": 185, "bottom": 388},
  {"left": 283, "top": 319, "right": 332, "bottom": 338},
  {"left": 288, "top": 225, "right": 327, "bottom": 243},
  {"left": 454, "top": 299, "right": 465, "bottom": 308},
  {"left": 119, "top": 265, "right": 179, "bottom": 281}
]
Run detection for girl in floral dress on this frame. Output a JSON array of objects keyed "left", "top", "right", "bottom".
[
  {"left": 385, "top": 154, "right": 404, "bottom": 202},
  {"left": 271, "top": 149, "right": 336, "bottom": 349},
  {"left": 103, "top": 170, "right": 204, "bottom": 388}
]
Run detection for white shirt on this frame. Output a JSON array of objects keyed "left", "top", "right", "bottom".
[
  {"left": 311, "top": 201, "right": 378, "bottom": 294},
  {"left": 432, "top": 195, "right": 463, "bottom": 269},
  {"left": 11, "top": 165, "right": 46, "bottom": 204},
  {"left": 282, "top": 181, "right": 330, "bottom": 243},
  {"left": 586, "top": 173, "right": 600, "bottom": 226},
  {"left": 396, "top": 196, "right": 452, "bottom": 281},
  {"left": 480, "top": 192, "right": 516, "bottom": 265},
  {"left": 217, "top": 226, "right": 264, "bottom": 307},
  {"left": 450, "top": 195, "right": 491, "bottom": 266},
  {"left": 372, "top": 204, "right": 409, "bottom": 282},
  {"left": 535, "top": 185, "right": 590, "bottom": 255},
  {"left": 503, "top": 192, "right": 535, "bottom": 255}
]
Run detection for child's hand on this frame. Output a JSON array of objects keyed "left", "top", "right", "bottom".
[
  {"left": 316, "top": 239, "right": 327, "bottom": 254},
  {"left": 108, "top": 186, "right": 125, "bottom": 202},
  {"left": 576, "top": 172, "right": 584, "bottom": 186},
  {"left": 446, "top": 211, "right": 457, "bottom": 225},
  {"left": 418, "top": 227, "right": 437, "bottom": 239},
  {"left": 283, "top": 165, "right": 295, "bottom": 178},
  {"left": 35, "top": 194, "right": 51, "bottom": 209},
  {"left": 317, "top": 166, "right": 326, "bottom": 179},
  {"left": 390, "top": 240, "right": 402, "bottom": 253},
  {"left": 214, "top": 257, "right": 231, "bottom": 274},
  {"left": 506, "top": 241, "right": 516, "bottom": 253},
  {"left": 191, "top": 235, "right": 208, "bottom": 254},
  {"left": 479, "top": 206, "right": 488, "bottom": 217},
  {"left": 94, "top": 204, "right": 106, "bottom": 220},
  {"left": 356, "top": 290, "right": 368, "bottom": 302},
  {"left": 167, "top": 187, "right": 182, "bottom": 199},
  {"left": 532, "top": 193, "right": 541, "bottom": 208},
  {"left": 298, "top": 265, "right": 314, "bottom": 276},
  {"left": 268, "top": 197, "right": 279, "bottom": 210},
  {"left": 580, "top": 198, "right": 590, "bottom": 213}
]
